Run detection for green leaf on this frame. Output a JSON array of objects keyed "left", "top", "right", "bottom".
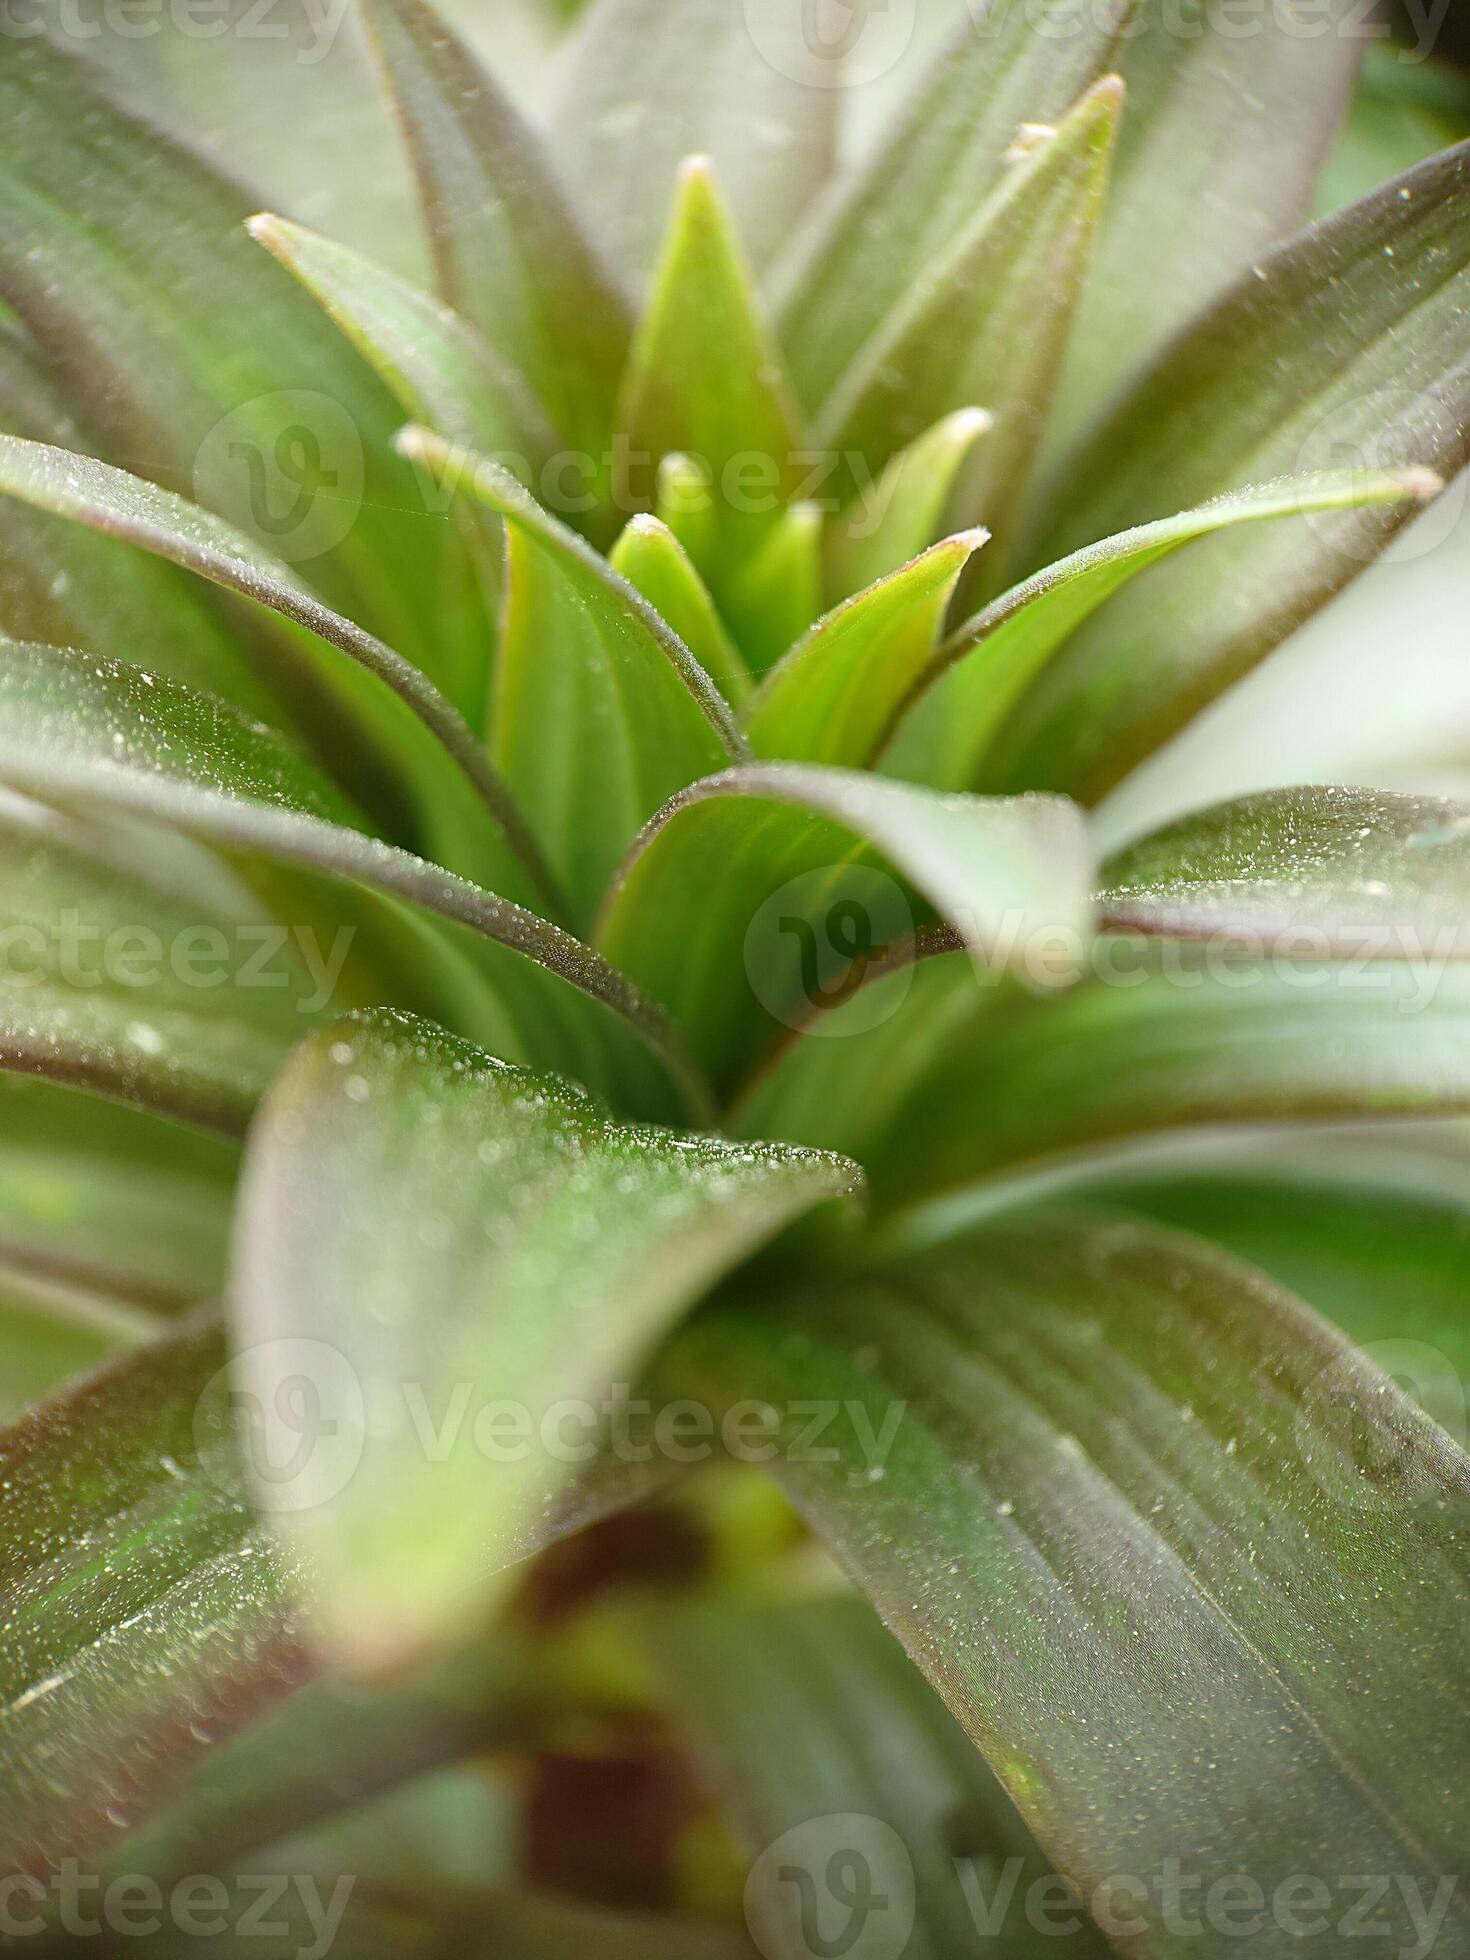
[
  {"left": 0, "top": 642, "right": 709, "bottom": 1123},
  {"left": 616, "top": 157, "right": 804, "bottom": 597},
  {"left": 885, "top": 470, "right": 1439, "bottom": 792},
  {"left": 0, "top": 433, "right": 553, "bottom": 901},
  {"left": 232, "top": 1009, "right": 859, "bottom": 1673},
  {"left": 775, "top": 0, "right": 1126, "bottom": 414},
  {"left": 0, "top": 1316, "right": 300, "bottom": 1875},
  {"left": 0, "top": 1075, "right": 236, "bottom": 1310},
  {"left": 657, "top": 1213, "right": 1470, "bottom": 1954},
  {"left": 398, "top": 429, "right": 745, "bottom": 927},
  {"left": 0, "top": 1266, "right": 152, "bottom": 1423},
  {"left": 595, "top": 766, "right": 1094, "bottom": 1091},
  {"left": 826, "top": 406, "right": 992, "bottom": 606},
  {"left": 1102, "top": 786, "right": 1470, "bottom": 952},
  {"left": 648, "top": 1595, "right": 1110, "bottom": 1960},
  {"left": 0, "top": 322, "right": 273, "bottom": 720},
  {"left": 609, "top": 515, "right": 750, "bottom": 704},
  {"left": 0, "top": 794, "right": 335, "bottom": 1135},
  {"left": 813, "top": 79, "right": 1122, "bottom": 577},
  {"left": 1083, "top": 1167, "right": 1470, "bottom": 1436},
  {"left": 246, "top": 214, "right": 555, "bottom": 463},
  {"left": 1048, "top": 0, "right": 1367, "bottom": 448},
  {"left": 359, "top": 0, "right": 631, "bottom": 464},
  {"left": 0, "top": 41, "right": 457, "bottom": 681},
  {"left": 1004, "top": 142, "right": 1470, "bottom": 802},
  {"left": 724, "top": 501, "right": 825, "bottom": 680},
  {"left": 744, "top": 532, "right": 985, "bottom": 768},
  {"left": 552, "top": 0, "right": 837, "bottom": 282},
  {"left": 839, "top": 940, "right": 1470, "bottom": 1204}
]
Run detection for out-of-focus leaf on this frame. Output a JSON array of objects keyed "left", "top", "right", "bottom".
[
  {"left": 398, "top": 430, "right": 745, "bottom": 926},
  {"left": 837, "top": 940, "right": 1470, "bottom": 1204},
  {"left": 1102, "top": 786, "right": 1470, "bottom": 952},
  {"left": 0, "top": 323, "right": 273, "bottom": 718},
  {"left": 657, "top": 1213, "right": 1470, "bottom": 1955},
  {"left": 1048, "top": 0, "right": 1365, "bottom": 448},
  {"left": 0, "top": 41, "right": 455, "bottom": 677},
  {"left": 0, "top": 434, "right": 553, "bottom": 899},
  {"left": 609, "top": 515, "right": 749, "bottom": 703},
  {"left": 776, "top": 0, "right": 1125, "bottom": 413},
  {"left": 233, "top": 1009, "right": 859, "bottom": 1673},
  {"left": 246, "top": 214, "right": 555, "bottom": 462},
  {"left": 359, "top": 0, "right": 631, "bottom": 464},
  {"left": 553, "top": 0, "right": 836, "bottom": 282},
  {"left": 649, "top": 1595, "right": 1110, "bottom": 1960},
  {"left": 1085, "top": 1167, "right": 1470, "bottom": 1437},
  {"left": 0, "top": 643, "right": 709, "bottom": 1122},
  {"left": 745, "top": 533, "right": 985, "bottom": 768},
  {"left": 1316, "top": 46, "right": 1470, "bottom": 215},
  {"left": 826, "top": 407, "right": 991, "bottom": 605},
  {"left": 596, "top": 767, "right": 1093, "bottom": 1090},
  {"left": 616, "top": 158, "right": 804, "bottom": 603},
  {"left": 725, "top": 502, "right": 825, "bottom": 679},
  {"left": 0, "top": 1075, "right": 236, "bottom": 1310},
  {"left": 0, "top": 1266, "right": 153, "bottom": 1422},
  {"left": 0, "top": 1316, "right": 305, "bottom": 1877},
  {"left": 887, "top": 469, "right": 1438, "bottom": 791},
  {"left": 1005, "top": 142, "right": 1470, "bottom": 802},
  {"left": 815, "top": 80, "right": 1122, "bottom": 577},
  {"left": 0, "top": 793, "right": 333, "bottom": 1135}
]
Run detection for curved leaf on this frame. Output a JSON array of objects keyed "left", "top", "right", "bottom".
[
  {"left": 745, "top": 532, "right": 985, "bottom": 769},
  {"left": 596, "top": 766, "right": 1094, "bottom": 1091},
  {"left": 1087, "top": 1166, "right": 1470, "bottom": 1436},
  {"left": 0, "top": 643, "right": 709, "bottom": 1122},
  {"left": 0, "top": 434, "right": 554, "bottom": 900},
  {"left": 815, "top": 79, "right": 1121, "bottom": 572},
  {"left": 0, "top": 1267, "right": 153, "bottom": 1423},
  {"left": 246, "top": 213, "right": 555, "bottom": 462},
  {"left": 649, "top": 1595, "right": 1110, "bottom": 1960},
  {"left": 233, "top": 1009, "right": 860, "bottom": 1672},
  {"left": 0, "top": 40, "right": 455, "bottom": 676},
  {"left": 775, "top": 0, "right": 1125, "bottom": 414},
  {"left": 398, "top": 429, "right": 746, "bottom": 925},
  {"left": 0, "top": 1074, "right": 236, "bottom": 1310},
  {"left": 886, "top": 470, "right": 1437, "bottom": 791},
  {"left": 609, "top": 515, "right": 749, "bottom": 703},
  {"left": 844, "top": 940, "right": 1470, "bottom": 1204},
  {"left": 1004, "top": 142, "right": 1470, "bottom": 801},
  {"left": 553, "top": 0, "right": 837, "bottom": 282},
  {"left": 359, "top": 0, "right": 631, "bottom": 462},
  {"left": 1102, "top": 786, "right": 1470, "bottom": 953},
  {"left": 826, "top": 406, "right": 992, "bottom": 606},
  {"left": 657, "top": 1213, "right": 1470, "bottom": 1957}
]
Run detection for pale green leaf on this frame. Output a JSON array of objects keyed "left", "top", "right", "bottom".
[
  {"left": 887, "top": 470, "right": 1438, "bottom": 791},
  {"left": 657, "top": 1213, "right": 1470, "bottom": 1955},
  {"left": 596, "top": 766, "right": 1094, "bottom": 1091},
  {"left": 398, "top": 428, "right": 745, "bottom": 926},
  {"left": 233, "top": 1009, "right": 859, "bottom": 1672},
  {"left": 609, "top": 515, "right": 750, "bottom": 703},
  {"left": 1102, "top": 786, "right": 1470, "bottom": 952},
  {"left": 826, "top": 406, "right": 992, "bottom": 605},
  {"left": 745, "top": 532, "right": 985, "bottom": 768},
  {"left": 724, "top": 501, "right": 825, "bottom": 680}
]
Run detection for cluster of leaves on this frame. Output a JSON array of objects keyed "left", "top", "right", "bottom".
[{"left": 0, "top": 1, "right": 1468, "bottom": 1953}]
